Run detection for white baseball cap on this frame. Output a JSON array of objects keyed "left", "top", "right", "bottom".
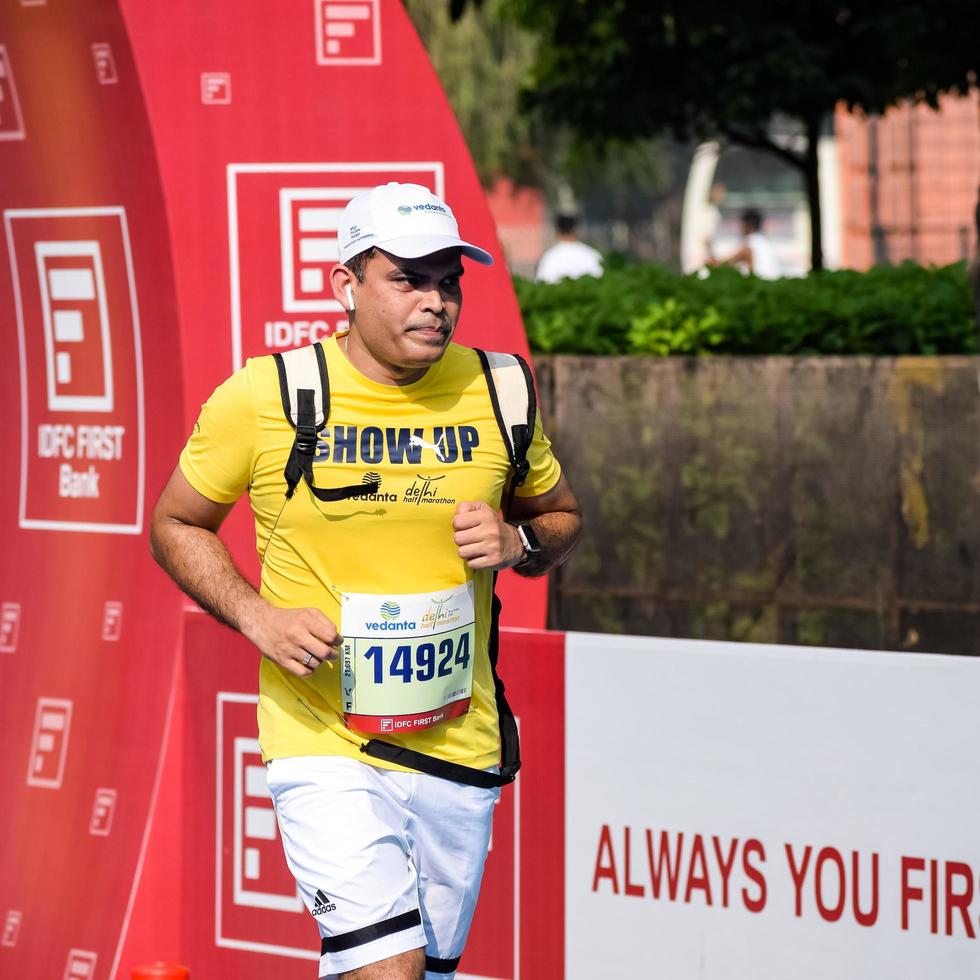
[{"left": 338, "top": 182, "right": 493, "bottom": 266}]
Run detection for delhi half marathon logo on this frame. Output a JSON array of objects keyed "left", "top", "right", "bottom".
[
  {"left": 403, "top": 473, "right": 456, "bottom": 506},
  {"left": 421, "top": 596, "right": 462, "bottom": 630},
  {"left": 379, "top": 601, "right": 400, "bottom": 621}
]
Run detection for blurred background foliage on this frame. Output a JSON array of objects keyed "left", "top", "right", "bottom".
[
  {"left": 405, "top": 0, "right": 542, "bottom": 189},
  {"left": 407, "top": 0, "right": 980, "bottom": 272},
  {"left": 515, "top": 262, "right": 975, "bottom": 356},
  {"left": 404, "top": 0, "right": 684, "bottom": 257}
]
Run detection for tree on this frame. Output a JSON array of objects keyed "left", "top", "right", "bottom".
[
  {"left": 404, "top": 0, "right": 542, "bottom": 188},
  {"left": 502, "top": 1, "right": 980, "bottom": 270},
  {"left": 406, "top": 0, "right": 684, "bottom": 264}
]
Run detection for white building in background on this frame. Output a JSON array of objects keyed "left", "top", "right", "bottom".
[
  {"left": 682, "top": 93, "right": 980, "bottom": 276},
  {"left": 680, "top": 136, "right": 843, "bottom": 276}
]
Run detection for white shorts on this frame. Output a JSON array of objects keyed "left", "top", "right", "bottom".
[{"left": 266, "top": 755, "right": 500, "bottom": 979}]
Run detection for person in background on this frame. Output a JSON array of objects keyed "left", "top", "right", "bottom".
[
  {"left": 707, "top": 208, "right": 782, "bottom": 280},
  {"left": 535, "top": 212, "right": 604, "bottom": 283}
]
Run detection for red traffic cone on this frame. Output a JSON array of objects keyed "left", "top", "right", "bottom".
[{"left": 132, "top": 964, "right": 190, "bottom": 979}]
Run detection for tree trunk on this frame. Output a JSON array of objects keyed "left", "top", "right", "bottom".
[
  {"left": 804, "top": 116, "right": 823, "bottom": 272},
  {"left": 726, "top": 119, "right": 823, "bottom": 271},
  {"left": 974, "top": 91, "right": 980, "bottom": 342},
  {"left": 971, "top": 183, "right": 980, "bottom": 346}
]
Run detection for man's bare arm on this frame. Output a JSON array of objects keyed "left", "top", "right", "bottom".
[
  {"left": 149, "top": 467, "right": 341, "bottom": 676},
  {"left": 707, "top": 244, "right": 753, "bottom": 270},
  {"left": 505, "top": 473, "right": 581, "bottom": 577},
  {"left": 452, "top": 473, "right": 582, "bottom": 577}
]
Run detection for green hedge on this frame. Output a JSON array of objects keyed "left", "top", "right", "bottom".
[{"left": 513, "top": 261, "right": 977, "bottom": 356}]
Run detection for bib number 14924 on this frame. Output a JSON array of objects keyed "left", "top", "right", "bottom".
[
  {"left": 363, "top": 633, "right": 470, "bottom": 684},
  {"left": 340, "top": 584, "right": 476, "bottom": 734}
]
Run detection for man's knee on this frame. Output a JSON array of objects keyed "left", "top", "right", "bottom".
[{"left": 340, "top": 946, "right": 425, "bottom": 980}]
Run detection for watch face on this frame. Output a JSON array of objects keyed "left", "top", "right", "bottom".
[{"left": 520, "top": 522, "right": 542, "bottom": 553}]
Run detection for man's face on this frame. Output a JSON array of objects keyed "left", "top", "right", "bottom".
[{"left": 342, "top": 248, "right": 464, "bottom": 384}]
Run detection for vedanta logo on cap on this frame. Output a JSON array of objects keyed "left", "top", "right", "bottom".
[
  {"left": 402, "top": 202, "right": 447, "bottom": 214},
  {"left": 337, "top": 181, "right": 493, "bottom": 266}
]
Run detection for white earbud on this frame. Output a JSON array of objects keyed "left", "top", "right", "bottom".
[{"left": 345, "top": 284, "right": 356, "bottom": 311}]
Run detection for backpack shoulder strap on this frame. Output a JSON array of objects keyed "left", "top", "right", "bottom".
[
  {"left": 473, "top": 349, "right": 537, "bottom": 511},
  {"left": 273, "top": 341, "right": 330, "bottom": 433},
  {"left": 272, "top": 342, "right": 378, "bottom": 502}
]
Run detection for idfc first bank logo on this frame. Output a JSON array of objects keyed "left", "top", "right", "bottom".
[
  {"left": 4, "top": 208, "right": 145, "bottom": 533},
  {"left": 227, "top": 162, "right": 444, "bottom": 367}
]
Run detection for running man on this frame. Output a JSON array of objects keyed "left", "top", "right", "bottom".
[{"left": 150, "top": 182, "right": 581, "bottom": 980}]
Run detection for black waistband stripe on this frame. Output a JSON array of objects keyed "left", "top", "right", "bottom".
[
  {"left": 320, "top": 907, "right": 422, "bottom": 954},
  {"left": 425, "top": 954, "right": 462, "bottom": 974}
]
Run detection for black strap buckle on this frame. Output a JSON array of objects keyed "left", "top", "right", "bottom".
[{"left": 295, "top": 424, "right": 318, "bottom": 456}]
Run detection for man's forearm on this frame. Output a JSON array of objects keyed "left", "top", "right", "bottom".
[
  {"left": 513, "top": 510, "right": 581, "bottom": 578},
  {"left": 150, "top": 520, "right": 268, "bottom": 639}
]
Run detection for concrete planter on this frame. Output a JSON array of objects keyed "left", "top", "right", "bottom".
[{"left": 535, "top": 355, "right": 980, "bottom": 656}]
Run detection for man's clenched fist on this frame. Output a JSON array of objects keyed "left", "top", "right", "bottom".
[{"left": 452, "top": 501, "right": 524, "bottom": 570}]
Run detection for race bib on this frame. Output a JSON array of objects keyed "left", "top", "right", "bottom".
[{"left": 339, "top": 583, "right": 475, "bottom": 735}]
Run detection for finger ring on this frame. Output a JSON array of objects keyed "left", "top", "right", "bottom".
[{"left": 303, "top": 651, "right": 314, "bottom": 667}]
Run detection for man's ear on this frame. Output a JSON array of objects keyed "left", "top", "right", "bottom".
[{"left": 329, "top": 263, "right": 355, "bottom": 311}]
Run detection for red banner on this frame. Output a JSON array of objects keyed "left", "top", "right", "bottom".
[
  {"left": 1, "top": 4, "right": 548, "bottom": 977},
  {"left": 0, "top": 4, "right": 186, "bottom": 979}
]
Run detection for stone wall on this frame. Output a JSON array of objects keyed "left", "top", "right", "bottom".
[{"left": 536, "top": 356, "right": 980, "bottom": 656}]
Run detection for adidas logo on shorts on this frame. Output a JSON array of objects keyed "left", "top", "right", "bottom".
[{"left": 312, "top": 889, "right": 337, "bottom": 915}]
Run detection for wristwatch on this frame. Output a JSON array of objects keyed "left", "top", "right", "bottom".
[{"left": 514, "top": 522, "right": 541, "bottom": 569}]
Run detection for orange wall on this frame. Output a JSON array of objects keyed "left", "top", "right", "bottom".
[{"left": 837, "top": 92, "right": 980, "bottom": 269}]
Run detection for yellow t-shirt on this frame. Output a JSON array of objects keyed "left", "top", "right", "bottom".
[{"left": 180, "top": 337, "right": 561, "bottom": 770}]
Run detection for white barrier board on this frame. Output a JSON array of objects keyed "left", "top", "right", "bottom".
[{"left": 565, "top": 634, "right": 980, "bottom": 978}]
